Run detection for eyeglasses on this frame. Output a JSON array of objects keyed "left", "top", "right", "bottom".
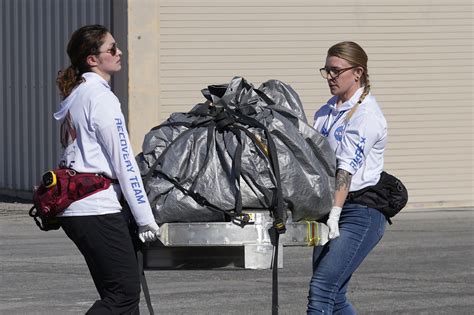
[
  {"left": 319, "top": 66, "right": 356, "bottom": 79},
  {"left": 98, "top": 42, "right": 118, "bottom": 56}
]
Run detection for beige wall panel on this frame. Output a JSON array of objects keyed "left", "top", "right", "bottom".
[
  {"left": 139, "top": 0, "right": 473, "bottom": 209},
  {"left": 383, "top": 120, "right": 472, "bottom": 129},
  {"left": 160, "top": 34, "right": 471, "bottom": 44},
  {"left": 388, "top": 134, "right": 472, "bottom": 143},
  {"left": 160, "top": 26, "right": 471, "bottom": 36},
  {"left": 127, "top": 0, "right": 160, "bottom": 154},
  {"left": 386, "top": 160, "right": 472, "bottom": 170},
  {"left": 401, "top": 175, "right": 473, "bottom": 187},
  {"left": 409, "top": 189, "right": 472, "bottom": 197},
  {"left": 385, "top": 154, "right": 472, "bottom": 163},
  {"left": 381, "top": 101, "right": 471, "bottom": 109},
  {"left": 387, "top": 141, "right": 467, "bottom": 150},
  {"left": 383, "top": 106, "right": 470, "bottom": 115},
  {"left": 388, "top": 166, "right": 472, "bottom": 176},
  {"left": 387, "top": 148, "right": 471, "bottom": 157},
  {"left": 161, "top": 20, "right": 471, "bottom": 29},
  {"left": 161, "top": 39, "right": 471, "bottom": 50}
]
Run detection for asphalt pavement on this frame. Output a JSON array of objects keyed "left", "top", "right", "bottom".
[{"left": 1, "top": 196, "right": 473, "bottom": 314}]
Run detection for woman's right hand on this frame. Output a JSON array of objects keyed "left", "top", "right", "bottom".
[{"left": 138, "top": 221, "right": 160, "bottom": 242}]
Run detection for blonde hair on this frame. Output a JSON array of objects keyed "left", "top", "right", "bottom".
[{"left": 327, "top": 41, "right": 371, "bottom": 106}]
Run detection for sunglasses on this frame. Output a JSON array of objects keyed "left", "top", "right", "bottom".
[{"left": 98, "top": 42, "right": 118, "bottom": 56}]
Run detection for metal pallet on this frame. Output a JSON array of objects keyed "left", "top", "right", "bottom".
[{"left": 143, "top": 212, "right": 328, "bottom": 270}]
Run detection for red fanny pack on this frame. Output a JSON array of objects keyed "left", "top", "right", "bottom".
[{"left": 29, "top": 168, "right": 117, "bottom": 231}]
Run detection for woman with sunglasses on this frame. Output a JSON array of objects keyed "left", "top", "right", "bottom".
[
  {"left": 55, "top": 24, "right": 159, "bottom": 314},
  {"left": 307, "top": 41, "right": 388, "bottom": 314}
]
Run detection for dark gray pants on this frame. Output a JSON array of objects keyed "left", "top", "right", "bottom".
[{"left": 60, "top": 213, "right": 140, "bottom": 315}]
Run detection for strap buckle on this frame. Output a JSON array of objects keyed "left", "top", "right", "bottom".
[
  {"left": 273, "top": 218, "right": 286, "bottom": 234},
  {"left": 306, "top": 221, "right": 320, "bottom": 246}
]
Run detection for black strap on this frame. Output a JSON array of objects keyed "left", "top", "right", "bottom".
[
  {"left": 218, "top": 100, "right": 286, "bottom": 232},
  {"left": 137, "top": 249, "right": 154, "bottom": 315},
  {"left": 244, "top": 86, "right": 285, "bottom": 314},
  {"left": 143, "top": 126, "right": 197, "bottom": 187},
  {"left": 143, "top": 114, "right": 219, "bottom": 188},
  {"left": 189, "top": 123, "right": 216, "bottom": 193},
  {"left": 253, "top": 88, "right": 276, "bottom": 106},
  {"left": 231, "top": 126, "right": 243, "bottom": 215},
  {"left": 142, "top": 86, "right": 285, "bottom": 313},
  {"left": 144, "top": 113, "right": 249, "bottom": 225},
  {"left": 152, "top": 168, "right": 251, "bottom": 225},
  {"left": 269, "top": 226, "right": 280, "bottom": 314},
  {"left": 122, "top": 201, "right": 154, "bottom": 315},
  {"left": 189, "top": 120, "right": 245, "bottom": 218},
  {"left": 272, "top": 239, "right": 279, "bottom": 315},
  {"left": 143, "top": 88, "right": 285, "bottom": 229}
]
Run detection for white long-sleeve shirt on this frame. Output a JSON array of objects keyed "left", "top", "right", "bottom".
[
  {"left": 53, "top": 72, "right": 155, "bottom": 226},
  {"left": 313, "top": 88, "right": 387, "bottom": 191}
]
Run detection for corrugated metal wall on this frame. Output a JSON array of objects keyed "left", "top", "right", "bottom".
[
  {"left": 157, "top": 0, "right": 473, "bottom": 208},
  {"left": 0, "top": 0, "right": 113, "bottom": 195}
]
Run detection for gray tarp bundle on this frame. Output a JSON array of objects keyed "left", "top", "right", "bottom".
[{"left": 137, "top": 77, "right": 335, "bottom": 224}]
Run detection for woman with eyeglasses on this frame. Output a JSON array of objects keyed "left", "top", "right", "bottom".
[
  {"left": 307, "top": 41, "right": 388, "bottom": 314},
  {"left": 55, "top": 24, "right": 160, "bottom": 314}
]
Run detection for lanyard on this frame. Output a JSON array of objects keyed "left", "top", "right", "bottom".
[{"left": 320, "top": 110, "right": 346, "bottom": 137}]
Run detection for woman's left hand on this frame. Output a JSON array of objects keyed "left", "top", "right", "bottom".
[{"left": 327, "top": 206, "right": 342, "bottom": 239}]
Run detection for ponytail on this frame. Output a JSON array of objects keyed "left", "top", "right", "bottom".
[
  {"left": 56, "top": 65, "right": 84, "bottom": 99},
  {"left": 357, "top": 73, "right": 370, "bottom": 105}
]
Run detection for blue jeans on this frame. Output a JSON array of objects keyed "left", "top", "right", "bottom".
[{"left": 307, "top": 204, "right": 387, "bottom": 314}]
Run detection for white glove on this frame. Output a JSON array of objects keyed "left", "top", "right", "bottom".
[
  {"left": 138, "top": 221, "right": 160, "bottom": 243},
  {"left": 327, "top": 206, "right": 342, "bottom": 240}
]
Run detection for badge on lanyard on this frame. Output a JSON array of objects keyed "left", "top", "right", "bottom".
[
  {"left": 321, "top": 111, "right": 346, "bottom": 138},
  {"left": 334, "top": 125, "right": 345, "bottom": 142}
]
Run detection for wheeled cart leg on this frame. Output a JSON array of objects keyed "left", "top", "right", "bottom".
[{"left": 244, "top": 243, "right": 283, "bottom": 269}]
